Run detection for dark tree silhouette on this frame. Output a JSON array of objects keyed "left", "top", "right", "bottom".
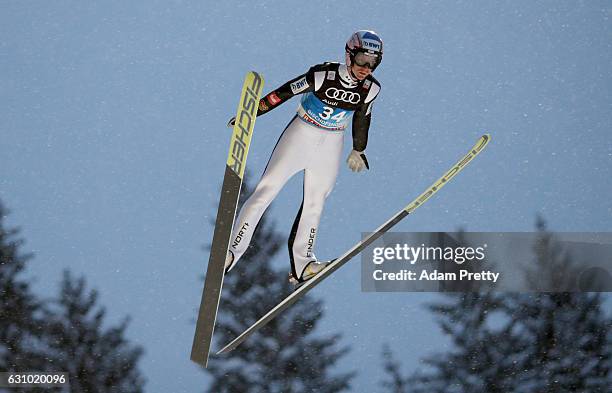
[
  {"left": 42, "top": 271, "right": 145, "bottom": 392},
  {"left": 381, "top": 344, "right": 410, "bottom": 393},
  {"left": 0, "top": 200, "right": 146, "bottom": 392},
  {"left": 524, "top": 216, "right": 582, "bottom": 291},
  {"left": 203, "top": 177, "right": 354, "bottom": 393},
  {"left": 407, "top": 291, "right": 523, "bottom": 393},
  {"left": 503, "top": 218, "right": 611, "bottom": 392},
  {"left": 0, "top": 201, "right": 45, "bottom": 373},
  {"left": 382, "top": 223, "right": 611, "bottom": 393}
]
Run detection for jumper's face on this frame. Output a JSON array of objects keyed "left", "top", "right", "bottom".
[{"left": 351, "top": 63, "right": 372, "bottom": 80}]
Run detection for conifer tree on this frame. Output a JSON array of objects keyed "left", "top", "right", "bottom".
[
  {"left": 0, "top": 201, "right": 46, "bottom": 372},
  {"left": 391, "top": 221, "right": 611, "bottom": 393},
  {"left": 504, "top": 218, "right": 611, "bottom": 392},
  {"left": 381, "top": 344, "right": 410, "bottom": 393},
  {"left": 42, "top": 271, "right": 145, "bottom": 392},
  {"left": 1, "top": 200, "right": 146, "bottom": 392},
  {"left": 407, "top": 291, "right": 523, "bottom": 393}
]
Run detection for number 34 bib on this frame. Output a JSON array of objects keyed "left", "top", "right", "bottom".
[{"left": 296, "top": 63, "right": 380, "bottom": 131}]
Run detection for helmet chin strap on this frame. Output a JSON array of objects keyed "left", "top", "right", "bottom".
[
  {"left": 348, "top": 65, "right": 359, "bottom": 81},
  {"left": 339, "top": 61, "right": 359, "bottom": 87}
]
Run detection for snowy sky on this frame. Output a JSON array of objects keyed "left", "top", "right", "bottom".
[{"left": 1, "top": 1, "right": 611, "bottom": 391}]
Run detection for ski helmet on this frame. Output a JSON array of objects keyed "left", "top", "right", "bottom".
[{"left": 345, "top": 30, "right": 383, "bottom": 70}]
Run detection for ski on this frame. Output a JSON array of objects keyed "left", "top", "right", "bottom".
[
  {"left": 191, "top": 71, "right": 264, "bottom": 367},
  {"left": 216, "top": 134, "right": 490, "bottom": 355}
]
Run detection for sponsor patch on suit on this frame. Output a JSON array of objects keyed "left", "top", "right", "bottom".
[{"left": 290, "top": 76, "right": 309, "bottom": 94}]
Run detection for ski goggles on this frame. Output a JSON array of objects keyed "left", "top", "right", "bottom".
[{"left": 353, "top": 51, "right": 380, "bottom": 69}]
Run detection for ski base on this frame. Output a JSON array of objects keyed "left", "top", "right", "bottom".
[{"left": 190, "top": 71, "right": 264, "bottom": 367}]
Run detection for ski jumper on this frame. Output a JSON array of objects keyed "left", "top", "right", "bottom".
[{"left": 227, "top": 62, "right": 381, "bottom": 280}]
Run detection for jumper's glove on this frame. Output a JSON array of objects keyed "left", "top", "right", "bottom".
[
  {"left": 227, "top": 116, "right": 236, "bottom": 128},
  {"left": 346, "top": 149, "right": 370, "bottom": 172}
]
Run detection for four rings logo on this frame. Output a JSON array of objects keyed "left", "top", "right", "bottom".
[{"left": 325, "top": 88, "right": 361, "bottom": 104}]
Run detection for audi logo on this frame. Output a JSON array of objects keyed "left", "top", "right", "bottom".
[{"left": 325, "top": 88, "right": 361, "bottom": 104}]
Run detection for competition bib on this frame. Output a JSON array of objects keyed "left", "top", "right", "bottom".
[{"left": 297, "top": 92, "right": 354, "bottom": 131}]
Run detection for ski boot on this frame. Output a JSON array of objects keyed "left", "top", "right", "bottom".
[
  {"left": 224, "top": 250, "right": 235, "bottom": 274},
  {"left": 289, "top": 261, "right": 331, "bottom": 289}
]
